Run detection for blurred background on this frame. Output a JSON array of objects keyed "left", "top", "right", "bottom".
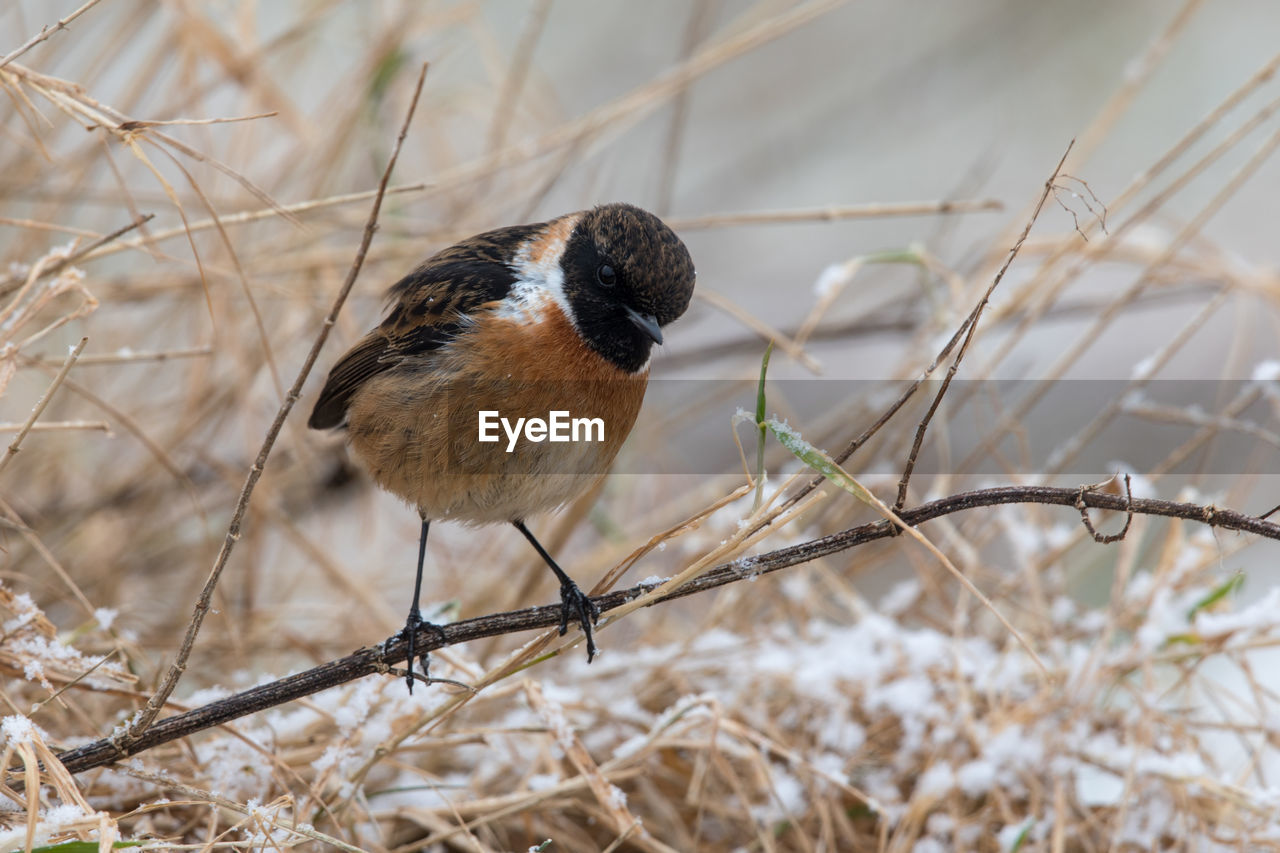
[{"left": 6, "top": 1, "right": 1280, "bottom": 849}]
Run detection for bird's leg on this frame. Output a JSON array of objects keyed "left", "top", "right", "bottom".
[
  {"left": 512, "top": 519, "right": 600, "bottom": 661},
  {"left": 401, "top": 516, "right": 444, "bottom": 692}
]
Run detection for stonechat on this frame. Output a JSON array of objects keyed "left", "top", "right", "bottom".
[{"left": 309, "top": 203, "right": 696, "bottom": 689}]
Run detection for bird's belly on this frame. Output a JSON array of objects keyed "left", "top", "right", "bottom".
[{"left": 344, "top": 314, "right": 648, "bottom": 523}]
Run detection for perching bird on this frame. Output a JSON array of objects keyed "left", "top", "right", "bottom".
[{"left": 308, "top": 203, "right": 696, "bottom": 689}]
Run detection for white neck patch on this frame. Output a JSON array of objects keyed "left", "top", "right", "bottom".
[{"left": 496, "top": 213, "right": 582, "bottom": 328}]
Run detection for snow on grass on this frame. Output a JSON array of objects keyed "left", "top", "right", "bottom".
[
  {"left": 1, "top": 585, "right": 134, "bottom": 693},
  {"left": 1, "top": 713, "right": 45, "bottom": 744},
  {"left": 0, "top": 803, "right": 97, "bottom": 853},
  {"left": 16, "top": 477, "right": 1280, "bottom": 849}
]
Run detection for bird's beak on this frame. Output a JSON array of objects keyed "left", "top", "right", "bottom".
[{"left": 624, "top": 306, "right": 663, "bottom": 345}]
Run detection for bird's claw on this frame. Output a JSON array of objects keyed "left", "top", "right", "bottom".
[
  {"left": 558, "top": 582, "right": 601, "bottom": 661},
  {"left": 401, "top": 609, "right": 445, "bottom": 693}
]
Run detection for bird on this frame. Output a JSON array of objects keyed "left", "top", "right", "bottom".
[{"left": 308, "top": 202, "right": 696, "bottom": 690}]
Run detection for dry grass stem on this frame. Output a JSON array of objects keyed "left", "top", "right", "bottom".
[
  {"left": 667, "top": 199, "right": 1004, "bottom": 230},
  {"left": 0, "top": 335, "right": 86, "bottom": 478},
  {"left": 0, "top": 0, "right": 105, "bottom": 69},
  {"left": 0, "top": 419, "right": 110, "bottom": 432}
]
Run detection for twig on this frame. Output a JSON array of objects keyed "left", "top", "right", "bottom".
[
  {"left": 0, "top": 420, "right": 109, "bottom": 433},
  {"left": 47, "top": 484, "right": 1280, "bottom": 778},
  {"left": 0, "top": 217, "right": 101, "bottom": 237},
  {"left": 751, "top": 152, "right": 1070, "bottom": 527},
  {"left": 18, "top": 357, "right": 195, "bottom": 490},
  {"left": 116, "top": 62, "right": 430, "bottom": 748},
  {"left": 1076, "top": 474, "right": 1134, "bottom": 544},
  {"left": 0, "top": 337, "right": 87, "bottom": 479},
  {"left": 1051, "top": 174, "right": 1109, "bottom": 239},
  {"left": 0, "top": 0, "right": 105, "bottom": 70},
  {"left": 1120, "top": 400, "right": 1280, "bottom": 449},
  {"left": 137, "top": 135, "right": 283, "bottom": 394},
  {"left": 60, "top": 184, "right": 428, "bottom": 269},
  {"left": 956, "top": 91, "right": 1280, "bottom": 476},
  {"left": 0, "top": 214, "right": 155, "bottom": 300},
  {"left": 0, "top": 496, "right": 97, "bottom": 617},
  {"left": 893, "top": 141, "right": 1073, "bottom": 510},
  {"left": 666, "top": 199, "right": 1004, "bottom": 230},
  {"left": 32, "top": 652, "right": 118, "bottom": 713},
  {"left": 116, "top": 111, "right": 278, "bottom": 129},
  {"left": 7, "top": 63, "right": 296, "bottom": 226},
  {"left": 23, "top": 346, "right": 212, "bottom": 368}
]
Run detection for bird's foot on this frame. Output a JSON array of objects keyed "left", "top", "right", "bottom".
[
  {"left": 558, "top": 581, "right": 601, "bottom": 662},
  {"left": 400, "top": 609, "right": 446, "bottom": 693}
]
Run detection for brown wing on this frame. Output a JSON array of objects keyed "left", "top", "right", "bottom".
[
  {"left": 307, "top": 222, "right": 543, "bottom": 430},
  {"left": 308, "top": 332, "right": 393, "bottom": 429}
]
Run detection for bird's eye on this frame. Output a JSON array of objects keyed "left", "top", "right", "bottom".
[{"left": 596, "top": 263, "right": 617, "bottom": 287}]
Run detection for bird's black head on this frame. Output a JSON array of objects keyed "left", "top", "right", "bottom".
[{"left": 559, "top": 203, "right": 696, "bottom": 373}]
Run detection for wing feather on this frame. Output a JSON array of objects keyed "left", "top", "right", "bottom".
[{"left": 307, "top": 223, "right": 541, "bottom": 429}]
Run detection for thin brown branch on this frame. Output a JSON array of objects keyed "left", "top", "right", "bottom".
[
  {"left": 759, "top": 143, "right": 1073, "bottom": 527},
  {"left": 956, "top": 92, "right": 1280, "bottom": 476},
  {"left": 0, "top": 0, "right": 106, "bottom": 70},
  {"left": 893, "top": 140, "right": 1074, "bottom": 510},
  {"left": 47, "top": 484, "right": 1280, "bottom": 779},
  {"left": 6, "top": 62, "right": 297, "bottom": 226},
  {"left": 70, "top": 183, "right": 429, "bottom": 267},
  {"left": 666, "top": 200, "right": 1004, "bottom": 230},
  {"left": 1076, "top": 474, "right": 1134, "bottom": 544},
  {"left": 0, "top": 336, "right": 87, "bottom": 479},
  {"left": 18, "top": 356, "right": 196, "bottom": 492},
  {"left": 23, "top": 346, "right": 212, "bottom": 368},
  {"left": 116, "top": 62, "right": 431, "bottom": 746},
  {"left": 138, "top": 134, "right": 283, "bottom": 394},
  {"left": 116, "top": 111, "right": 278, "bottom": 129},
  {"left": 0, "top": 213, "right": 155, "bottom": 300}
]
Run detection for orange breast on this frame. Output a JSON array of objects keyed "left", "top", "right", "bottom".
[{"left": 344, "top": 301, "right": 649, "bottom": 523}]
